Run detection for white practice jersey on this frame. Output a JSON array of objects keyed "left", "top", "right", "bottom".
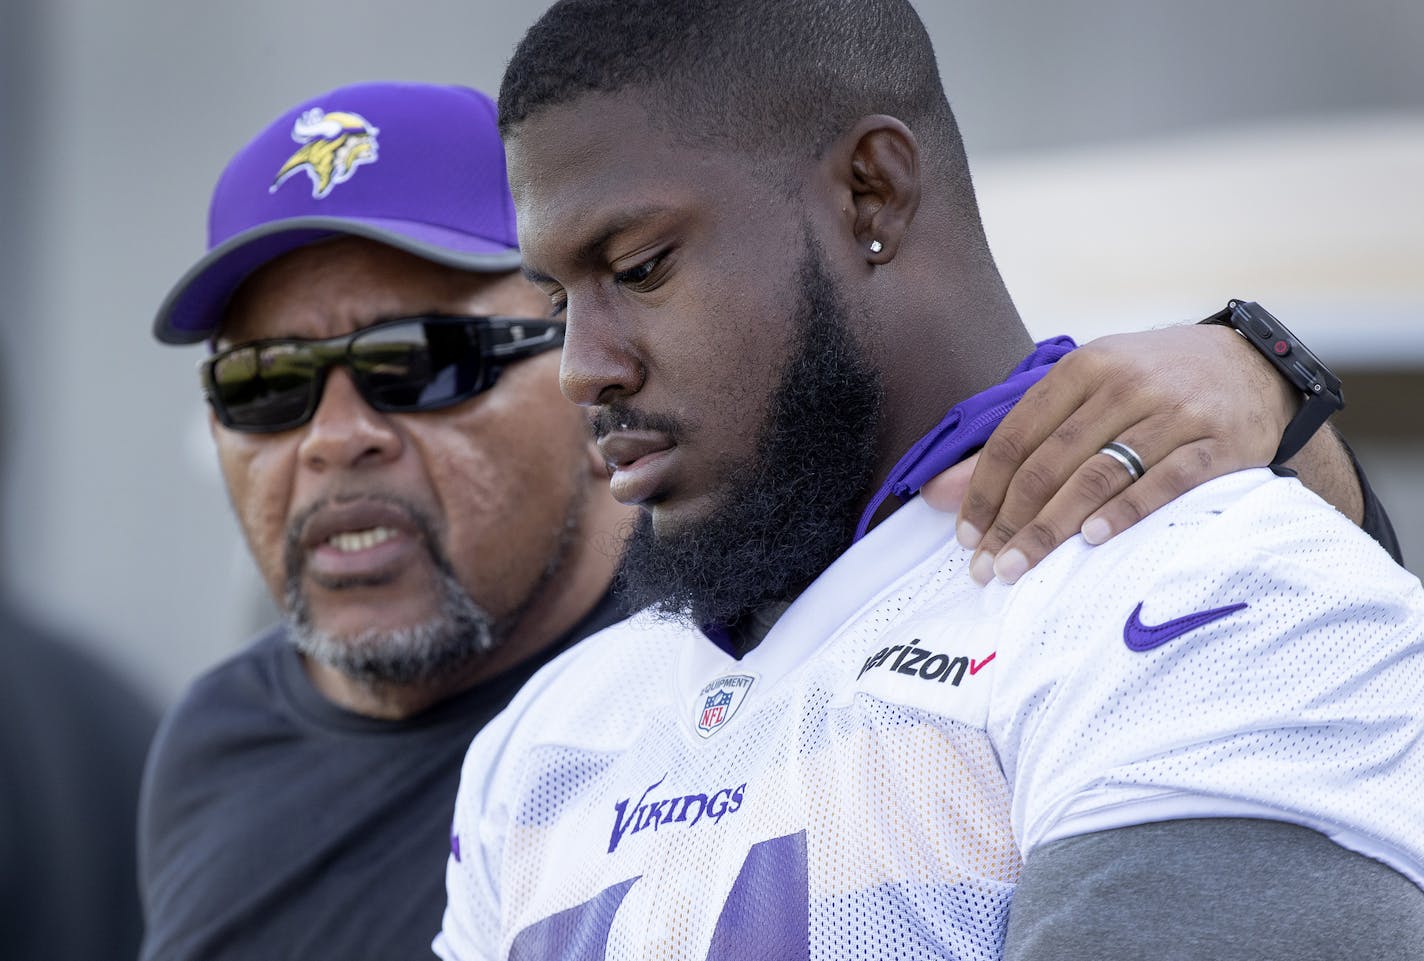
[{"left": 437, "top": 470, "right": 1424, "bottom": 961}]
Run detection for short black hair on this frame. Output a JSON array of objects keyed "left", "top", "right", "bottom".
[{"left": 499, "top": 0, "right": 970, "bottom": 190}]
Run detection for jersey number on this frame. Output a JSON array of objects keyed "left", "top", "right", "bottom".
[{"left": 509, "top": 831, "right": 809, "bottom": 960}]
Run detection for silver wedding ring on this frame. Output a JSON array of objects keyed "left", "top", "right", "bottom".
[{"left": 1099, "top": 441, "right": 1146, "bottom": 481}]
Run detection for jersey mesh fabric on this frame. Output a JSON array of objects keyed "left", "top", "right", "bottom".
[
  {"left": 438, "top": 470, "right": 1424, "bottom": 961},
  {"left": 458, "top": 633, "right": 1021, "bottom": 960},
  {"left": 992, "top": 476, "right": 1424, "bottom": 866}
]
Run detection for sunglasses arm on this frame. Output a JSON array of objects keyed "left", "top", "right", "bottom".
[{"left": 489, "top": 323, "right": 566, "bottom": 360}]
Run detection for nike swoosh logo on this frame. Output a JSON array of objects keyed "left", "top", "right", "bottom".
[{"left": 1123, "top": 601, "right": 1248, "bottom": 652}]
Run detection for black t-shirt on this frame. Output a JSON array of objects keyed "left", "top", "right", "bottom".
[
  {"left": 0, "top": 602, "right": 158, "bottom": 961},
  {"left": 137, "top": 591, "right": 625, "bottom": 961}
]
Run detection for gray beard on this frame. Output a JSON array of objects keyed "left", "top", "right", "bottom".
[
  {"left": 284, "top": 561, "right": 498, "bottom": 688},
  {"left": 280, "top": 488, "right": 580, "bottom": 689}
]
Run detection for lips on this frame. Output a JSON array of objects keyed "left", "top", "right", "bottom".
[
  {"left": 296, "top": 498, "right": 425, "bottom": 586},
  {"left": 597, "top": 429, "right": 677, "bottom": 505}
]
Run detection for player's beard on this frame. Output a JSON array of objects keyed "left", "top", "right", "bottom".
[
  {"left": 282, "top": 496, "right": 504, "bottom": 688},
  {"left": 614, "top": 235, "right": 884, "bottom": 631}
]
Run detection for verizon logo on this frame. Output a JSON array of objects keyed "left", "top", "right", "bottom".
[{"left": 857, "top": 642, "right": 995, "bottom": 686}]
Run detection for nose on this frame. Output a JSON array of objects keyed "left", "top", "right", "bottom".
[
  {"left": 558, "top": 304, "right": 645, "bottom": 408},
  {"left": 297, "top": 367, "right": 404, "bottom": 471}
]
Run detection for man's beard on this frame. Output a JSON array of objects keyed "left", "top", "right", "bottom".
[
  {"left": 282, "top": 494, "right": 568, "bottom": 688},
  {"left": 614, "top": 238, "right": 884, "bottom": 630}
]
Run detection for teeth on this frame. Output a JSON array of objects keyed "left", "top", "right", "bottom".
[{"left": 326, "top": 526, "right": 398, "bottom": 553}]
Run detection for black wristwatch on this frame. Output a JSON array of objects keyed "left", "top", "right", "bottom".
[{"left": 1200, "top": 299, "right": 1344, "bottom": 466}]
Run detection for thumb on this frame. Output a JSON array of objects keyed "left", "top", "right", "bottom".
[{"left": 920, "top": 453, "right": 980, "bottom": 515}]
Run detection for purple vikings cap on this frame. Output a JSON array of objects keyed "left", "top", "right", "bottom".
[{"left": 153, "top": 81, "right": 522, "bottom": 344}]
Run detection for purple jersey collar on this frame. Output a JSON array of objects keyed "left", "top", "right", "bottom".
[
  {"left": 703, "top": 335, "right": 1077, "bottom": 656},
  {"left": 853, "top": 336, "right": 1077, "bottom": 541}
]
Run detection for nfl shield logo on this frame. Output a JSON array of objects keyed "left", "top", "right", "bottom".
[
  {"left": 701, "top": 690, "right": 733, "bottom": 730},
  {"left": 694, "top": 673, "right": 756, "bottom": 738}
]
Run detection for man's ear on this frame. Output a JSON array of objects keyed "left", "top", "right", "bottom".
[{"left": 828, "top": 115, "right": 921, "bottom": 264}]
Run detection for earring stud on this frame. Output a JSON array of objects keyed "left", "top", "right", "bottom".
[{"left": 869, "top": 240, "right": 884, "bottom": 253}]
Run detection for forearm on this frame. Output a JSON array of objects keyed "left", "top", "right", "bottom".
[
  {"left": 1211, "top": 316, "right": 1365, "bottom": 524},
  {"left": 1279, "top": 410, "right": 1403, "bottom": 564},
  {"left": 1282, "top": 423, "right": 1363, "bottom": 524}
]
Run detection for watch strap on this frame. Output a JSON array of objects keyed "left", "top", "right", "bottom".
[{"left": 1199, "top": 299, "right": 1344, "bottom": 467}]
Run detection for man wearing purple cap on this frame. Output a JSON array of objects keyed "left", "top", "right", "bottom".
[
  {"left": 141, "top": 81, "right": 634, "bottom": 961},
  {"left": 142, "top": 79, "right": 1396, "bottom": 961}
]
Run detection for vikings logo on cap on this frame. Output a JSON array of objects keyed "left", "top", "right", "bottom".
[{"left": 270, "top": 107, "right": 380, "bottom": 200}]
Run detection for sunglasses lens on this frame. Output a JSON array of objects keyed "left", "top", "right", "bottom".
[
  {"left": 351, "top": 320, "right": 486, "bottom": 410},
  {"left": 208, "top": 344, "right": 318, "bottom": 430},
  {"left": 204, "top": 317, "right": 557, "bottom": 432}
]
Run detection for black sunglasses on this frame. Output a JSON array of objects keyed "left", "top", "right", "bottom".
[{"left": 201, "top": 315, "right": 566, "bottom": 433}]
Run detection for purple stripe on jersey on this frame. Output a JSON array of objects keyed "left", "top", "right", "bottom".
[
  {"left": 509, "top": 876, "right": 640, "bottom": 961},
  {"left": 705, "top": 830, "right": 810, "bottom": 960},
  {"left": 852, "top": 336, "right": 1078, "bottom": 542}
]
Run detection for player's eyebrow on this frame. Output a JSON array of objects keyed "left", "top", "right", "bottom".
[{"left": 521, "top": 203, "right": 673, "bottom": 285}]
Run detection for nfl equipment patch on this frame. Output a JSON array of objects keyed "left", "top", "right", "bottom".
[{"left": 694, "top": 674, "right": 755, "bottom": 738}]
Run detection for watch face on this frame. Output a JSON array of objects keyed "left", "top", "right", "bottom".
[
  {"left": 1229, "top": 301, "right": 1343, "bottom": 401},
  {"left": 1219, "top": 301, "right": 1344, "bottom": 467}
]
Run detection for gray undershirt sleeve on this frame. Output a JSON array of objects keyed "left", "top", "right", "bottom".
[{"left": 1004, "top": 818, "right": 1424, "bottom": 961}]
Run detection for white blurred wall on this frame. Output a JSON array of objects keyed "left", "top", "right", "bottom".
[{"left": 2, "top": 0, "right": 1421, "bottom": 705}]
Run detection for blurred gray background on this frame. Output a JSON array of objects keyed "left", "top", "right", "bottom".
[{"left": 2, "top": 0, "right": 1420, "bottom": 707}]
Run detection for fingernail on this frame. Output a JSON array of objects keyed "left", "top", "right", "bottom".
[
  {"left": 957, "top": 518, "right": 982, "bottom": 550},
  {"left": 1082, "top": 517, "right": 1111, "bottom": 545},
  {"left": 969, "top": 550, "right": 995, "bottom": 585},
  {"left": 994, "top": 548, "right": 1028, "bottom": 585}
]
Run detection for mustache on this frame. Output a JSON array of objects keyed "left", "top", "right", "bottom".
[
  {"left": 283, "top": 492, "right": 446, "bottom": 587},
  {"left": 589, "top": 404, "right": 689, "bottom": 443}
]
